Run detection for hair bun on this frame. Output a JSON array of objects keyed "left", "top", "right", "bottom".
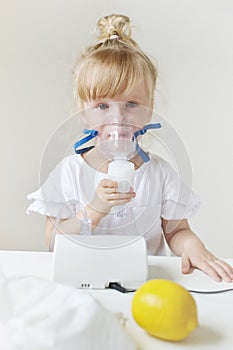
[{"left": 97, "top": 14, "right": 132, "bottom": 41}]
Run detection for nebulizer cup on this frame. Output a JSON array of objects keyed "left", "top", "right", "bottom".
[
  {"left": 108, "top": 160, "right": 135, "bottom": 192},
  {"left": 96, "top": 124, "right": 137, "bottom": 193}
]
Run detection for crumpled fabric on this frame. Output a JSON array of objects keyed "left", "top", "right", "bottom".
[{"left": 0, "top": 272, "right": 136, "bottom": 350}]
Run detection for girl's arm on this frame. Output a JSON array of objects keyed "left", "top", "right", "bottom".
[
  {"left": 45, "top": 178, "right": 135, "bottom": 247},
  {"left": 162, "top": 218, "right": 233, "bottom": 282},
  {"left": 45, "top": 208, "right": 106, "bottom": 248},
  {"left": 45, "top": 216, "right": 81, "bottom": 248}
]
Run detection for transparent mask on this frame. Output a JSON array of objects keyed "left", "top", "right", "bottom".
[{"left": 95, "top": 123, "right": 137, "bottom": 161}]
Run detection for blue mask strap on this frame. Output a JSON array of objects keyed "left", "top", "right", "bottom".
[
  {"left": 133, "top": 123, "right": 162, "bottom": 162},
  {"left": 74, "top": 129, "right": 98, "bottom": 154}
]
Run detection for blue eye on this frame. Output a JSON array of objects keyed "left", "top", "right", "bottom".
[
  {"left": 126, "top": 101, "right": 138, "bottom": 108},
  {"left": 96, "top": 103, "right": 109, "bottom": 110}
]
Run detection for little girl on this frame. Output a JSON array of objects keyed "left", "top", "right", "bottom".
[{"left": 27, "top": 14, "right": 233, "bottom": 282}]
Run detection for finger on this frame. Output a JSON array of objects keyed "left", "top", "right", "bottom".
[
  {"left": 215, "top": 260, "right": 233, "bottom": 279},
  {"left": 107, "top": 192, "right": 136, "bottom": 201},
  {"left": 100, "top": 179, "right": 118, "bottom": 188},
  {"left": 196, "top": 261, "right": 222, "bottom": 282},
  {"left": 208, "top": 260, "right": 233, "bottom": 282},
  {"left": 103, "top": 186, "right": 118, "bottom": 194},
  {"left": 103, "top": 187, "right": 135, "bottom": 196},
  {"left": 182, "top": 255, "right": 193, "bottom": 274}
]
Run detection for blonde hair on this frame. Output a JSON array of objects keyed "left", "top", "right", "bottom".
[{"left": 73, "top": 14, "right": 157, "bottom": 109}]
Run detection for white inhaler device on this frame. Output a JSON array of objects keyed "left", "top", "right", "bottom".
[
  {"left": 103, "top": 125, "right": 136, "bottom": 193},
  {"left": 108, "top": 159, "right": 135, "bottom": 193}
]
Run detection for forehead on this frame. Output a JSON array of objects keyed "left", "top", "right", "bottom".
[{"left": 114, "top": 83, "right": 148, "bottom": 102}]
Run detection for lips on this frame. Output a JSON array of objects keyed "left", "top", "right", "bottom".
[
  {"left": 110, "top": 132, "right": 128, "bottom": 138},
  {"left": 108, "top": 127, "right": 131, "bottom": 139}
]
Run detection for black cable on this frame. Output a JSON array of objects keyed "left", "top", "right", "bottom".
[
  {"left": 108, "top": 282, "right": 233, "bottom": 294},
  {"left": 108, "top": 282, "right": 136, "bottom": 293},
  {"left": 188, "top": 288, "right": 233, "bottom": 294}
]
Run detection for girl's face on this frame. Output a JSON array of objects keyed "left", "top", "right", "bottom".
[{"left": 81, "top": 83, "right": 153, "bottom": 132}]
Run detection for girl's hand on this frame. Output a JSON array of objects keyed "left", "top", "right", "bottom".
[
  {"left": 182, "top": 240, "right": 233, "bottom": 282},
  {"left": 90, "top": 179, "right": 136, "bottom": 215},
  {"left": 163, "top": 219, "right": 233, "bottom": 283}
]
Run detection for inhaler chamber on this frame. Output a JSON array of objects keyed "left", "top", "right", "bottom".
[
  {"left": 90, "top": 102, "right": 152, "bottom": 193},
  {"left": 96, "top": 124, "right": 137, "bottom": 192}
]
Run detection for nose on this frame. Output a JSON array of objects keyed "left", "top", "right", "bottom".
[{"left": 108, "top": 103, "right": 125, "bottom": 124}]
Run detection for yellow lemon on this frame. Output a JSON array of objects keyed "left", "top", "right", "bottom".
[{"left": 132, "top": 279, "right": 198, "bottom": 341}]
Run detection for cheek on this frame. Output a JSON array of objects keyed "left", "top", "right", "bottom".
[
  {"left": 80, "top": 107, "right": 103, "bottom": 129},
  {"left": 128, "top": 112, "right": 152, "bottom": 130}
]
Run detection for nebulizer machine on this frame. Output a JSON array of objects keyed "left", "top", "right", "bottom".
[{"left": 51, "top": 103, "right": 162, "bottom": 291}]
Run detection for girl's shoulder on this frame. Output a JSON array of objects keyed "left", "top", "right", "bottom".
[
  {"left": 149, "top": 154, "right": 170, "bottom": 166},
  {"left": 60, "top": 154, "right": 84, "bottom": 170},
  {"left": 142, "top": 154, "right": 176, "bottom": 176},
  {"left": 42, "top": 154, "right": 84, "bottom": 184}
]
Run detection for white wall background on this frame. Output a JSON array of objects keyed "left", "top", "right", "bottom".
[{"left": 1, "top": 0, "right": 232, "bottom": 256}]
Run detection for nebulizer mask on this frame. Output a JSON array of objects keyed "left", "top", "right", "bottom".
[
  {"left": 96, "top": 123, "right": 137, "bottom": 192},
  {"left": 74, "top": 102, "right": 162, "bottom": 192}
]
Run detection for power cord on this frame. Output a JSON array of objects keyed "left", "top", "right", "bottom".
[
  {"left": 187, "top": 288, "right": 233, "bottom": 294},
  {"left": 108, "top": 282, "right": 233, "bottom": 294},
  {"left": 108, "top": 282, "right": 136, "bottom": 293}
]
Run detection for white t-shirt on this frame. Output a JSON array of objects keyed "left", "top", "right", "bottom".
[{"left": 27, "top": 154, "right": 201, "bottom": 255}]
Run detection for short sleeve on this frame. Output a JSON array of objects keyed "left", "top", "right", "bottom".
[
  {"left": 26, "top": 157, "right": 80, "bottom": 219},
  {"left": 160, "top": 159, "right": 201, "bottom": 220}
]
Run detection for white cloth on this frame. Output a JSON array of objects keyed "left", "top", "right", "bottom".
[
  {"left": 0, "top": 272, "right": 136, "bottom": 350},
  {"left": 27, "top": 154, "right": 201, "bottom": 255}
]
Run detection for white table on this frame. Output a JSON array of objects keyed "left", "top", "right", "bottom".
[{"left": 0, "top": 251, "right": 233, "bottom": 350}]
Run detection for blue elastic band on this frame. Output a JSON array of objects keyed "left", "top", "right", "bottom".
[
  {"left": 133, "top": 123, "right": 162, "bottom": 162},
  {"left": 73, "top": 123, "right": 162, "bottom": 161},
  {"left": 73, "top": 129, "right": 98, "bottom": 154}
]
